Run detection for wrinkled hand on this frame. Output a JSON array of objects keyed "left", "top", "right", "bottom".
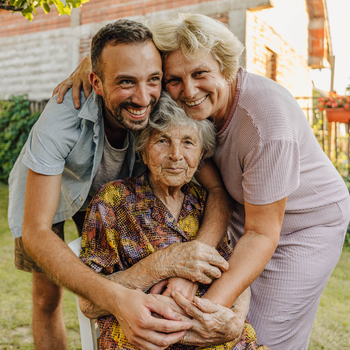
[
  {"left": 153, "top": 240, "right": 229, "bottom": 284},
  {"left": 113, "top": 288, "right": 192, "bottom": 350},
  {"left": 151, "top": 278, "right": 199, "bottom": 302},
  {"left": 150, "top": 293, "right": 188, "bottom": 317},
  {"left": 172, "top": 291, "right": 244, "bottom": 347},
  {"left": 52, "top": 56, "right": 92, "bottom": 109}
]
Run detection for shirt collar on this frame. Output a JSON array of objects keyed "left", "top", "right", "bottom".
[{"left": 77, "top": 91, "right": 103, "bottom": 123}]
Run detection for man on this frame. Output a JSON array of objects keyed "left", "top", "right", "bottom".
[{"left": 8, "top": 20, "right": 243, "bottom": 350}]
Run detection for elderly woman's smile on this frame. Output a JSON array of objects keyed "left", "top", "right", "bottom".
[{"left": 142, "top": 126, "right": 204, "bottom": 192}]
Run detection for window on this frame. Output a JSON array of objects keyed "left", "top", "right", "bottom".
[{"left": 266, "top": 48, "right": 277, "bottom": 81}]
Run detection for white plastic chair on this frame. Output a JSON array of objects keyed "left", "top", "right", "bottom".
[{"left": 68, "top": 237, "right": 100, "bottom": 350}]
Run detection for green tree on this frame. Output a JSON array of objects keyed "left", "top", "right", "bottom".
[{"left": 0, "top": 0, "right": 89, "bottom": 21}]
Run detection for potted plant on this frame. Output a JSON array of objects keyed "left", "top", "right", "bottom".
[
  {"left": 0, "top": 0, "right": 88, "bottom": 21},
  {"left": 316, "top": 93, "right": 350, "bottom": 123}
]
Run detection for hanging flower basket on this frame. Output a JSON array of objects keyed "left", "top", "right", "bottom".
[
  {"left": 316, "top": 94, "right": 350, "bottom": 124},
  {"left": 325, "top": 108, "right": 350, "bottom": 123}
]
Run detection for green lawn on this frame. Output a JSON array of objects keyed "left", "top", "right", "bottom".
[{"left": 0, "top": 182, "right": 349, "bottom": 349}]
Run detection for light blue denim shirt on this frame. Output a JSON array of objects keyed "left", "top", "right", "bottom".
[{"left": 8, "top": 90, "right": 146, "bottom": 239}]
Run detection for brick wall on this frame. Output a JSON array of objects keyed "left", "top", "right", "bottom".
[
  {"left": 80, "top": 0, "right": 216, "bottom": 24},
  {"left": 245, "top": 1, "right": 312, "bottom": 98},
  {"left": 0, "top": 7, "right": 70, "bottom": 38},
  {"left": 0, "top": 0, "right": 233, "bottom": 100},
  {"left": 0, "top": 0, "right": 314, "bottom": 101},
  {"left": 0, "top": 27, "right": 77, "bottom": 100}
]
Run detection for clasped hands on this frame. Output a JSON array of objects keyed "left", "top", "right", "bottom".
[{"left": 103, "top": 241, "right": 245, "bottom": 350}]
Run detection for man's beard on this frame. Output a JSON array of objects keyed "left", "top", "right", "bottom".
[{"left": 104, "top": 99, "right": 157, "bottom": 131}]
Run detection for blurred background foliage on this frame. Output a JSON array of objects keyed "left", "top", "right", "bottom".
[{"left": 0, "top": 95, "right": 40, "bottom": 183}]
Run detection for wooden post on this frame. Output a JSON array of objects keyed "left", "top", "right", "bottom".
[
  {"left": 327, "top": 121, "right": 332, "bottom": 158},
  {"left": 322, "top": 111, "right": 325, "bottom": 151},
  {"left": 348, "top": 123, "right": 350, "bottom": 176},
  {"left": 335, "top": 122, "right": 338, "bottom": 168}
]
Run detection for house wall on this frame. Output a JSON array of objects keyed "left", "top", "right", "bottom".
[
  {"left": 0, "top": 0, "right": 231, "bottom": 101},
  {"left": 0, "top": 0, "right": 314, "bottom": 101},
  {"left": 245, "top": 0, "right": 313, "bottom": 98}
]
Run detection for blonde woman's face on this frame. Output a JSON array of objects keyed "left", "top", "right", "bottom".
[{"left": 163, "top": 49, "right": 231, "bottom": 126}]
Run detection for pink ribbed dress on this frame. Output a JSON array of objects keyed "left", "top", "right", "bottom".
[{"left": 214, "top": 68, "right": 350, "bottom": 349}]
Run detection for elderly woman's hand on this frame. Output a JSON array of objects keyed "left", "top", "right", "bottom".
[
  {"left": 150, "top": 293, "right": 187, "bottom": 317},
  {"left": 171, "top": 291, "right": 245, "bottom": 347},
  {"left": 150, "top": 277, "right": 199, "bottom": 302},
  {"left": 152, "top": 240, "right": 229, "bottom": 285}
]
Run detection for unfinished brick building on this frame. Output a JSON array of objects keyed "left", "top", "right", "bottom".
[{"left": 0, "top": 0, "right": 332, "bottom": 101}]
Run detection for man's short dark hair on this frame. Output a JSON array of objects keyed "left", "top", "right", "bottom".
[{"left": 91, "top": 19, "right": 153, "bottom": 80}]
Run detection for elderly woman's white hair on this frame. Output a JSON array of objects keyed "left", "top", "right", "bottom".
[
  {"left": 148, "top": 13, "right": 245, "bottom": 81},
  {"left": 136, "top": 91, "right": 216, "bottom": 162}
]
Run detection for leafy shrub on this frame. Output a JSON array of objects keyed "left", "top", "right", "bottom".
[
  {"left": 343, "top": 176, "right": 350, "bottom": 247},
  {"left": 0, "top": 95, "right": 40, "bottom": 183}
]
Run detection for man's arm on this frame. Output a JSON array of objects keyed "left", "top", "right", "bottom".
[{"left": 22, "top": 169, "right": 193, "bottom": 350}]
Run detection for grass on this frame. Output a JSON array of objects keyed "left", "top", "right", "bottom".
[
  {"left": 0, "top": 182, "right": 349, "bottom": 349},
  {"left": 0, "top": 183, "right": 80, "bottom": 349}
]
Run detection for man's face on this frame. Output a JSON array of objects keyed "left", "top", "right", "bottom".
[{"left": 92, "top": 41, "right": 163, "bottom": 131}]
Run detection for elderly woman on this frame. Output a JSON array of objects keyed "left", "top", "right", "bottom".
[
  {"left": 78, "top": 92, "right": 268, "bottom": 350},
  {"left": 55, "top": 13, "right": 350, "bottom": 350}
]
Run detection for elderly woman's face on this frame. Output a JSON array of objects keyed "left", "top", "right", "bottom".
[
  {"left": 163, "top": 49, "right": 230, "bottom": 124},
  {"left": 142, "top": 125, "right": 203, "bottom": 188}
]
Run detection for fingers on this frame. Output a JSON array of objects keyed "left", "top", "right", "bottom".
[
  {"left": 52, "top": 84, "right": 60, "bottom": 98},
  {"left": 193, "top": 296, "right": 220, "bottom": 313},
  {"left": 150, "top": 280, "right": 168, "bottom": 294},
  {"left": 82, "top": 79, "right": 92, "bottom": 100},
  {"left": 184, "top": 262, "right": 221, "bottom": 284},
  {"left": 57, "top": 79, "right": 73, "bottom": 104},
  {"left": 150, "top": 294, "right": 185, "bottom": 316},
  {"left": 161, "top": 278, "right": 199, "bottom": 301},
  {"left": 206, "top": 251, "right": 229, "bottom": 272},
  {"left": 149, "top": 316, "right": 192, "bottom": 334},
  {"left": 133, "top": 330, "right": 187, "bottom": 350},
  {"left": 172, "top": 291, "right": 205, "bottom": 320},
  {"left": 201, "top": 263, "right": 222, "bottom": 279},
  {"left": 148, "top": 295, "right": 190, "bottom": 324},
  {"left": 72, "top": 78, "right": 83, "bottom": 109}
]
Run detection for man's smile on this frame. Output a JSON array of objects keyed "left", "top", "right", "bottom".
[{"left": 125, "top": 106, "right": 149, "bottom": 116}]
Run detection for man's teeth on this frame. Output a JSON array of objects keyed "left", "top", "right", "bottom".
[
  {"left": 126, "top": 107, "right": 147, "bottom": 115},
  {"left": 184, "top": 96, "right": 206, "bottom": 107}
]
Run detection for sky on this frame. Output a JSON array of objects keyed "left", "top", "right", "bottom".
[{"left": 310, "top": 0, "right": 350, "bottom": 94}]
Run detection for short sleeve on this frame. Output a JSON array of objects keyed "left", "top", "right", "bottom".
[
  {"left": 80, "top": 197, "right": 121, "bottom": 275},
  {"left": 242, "top": 138, "right": 300, "bottom": 205},
  {"left": 22, "top": 97, "right": 80, "bottom": 175},
  {"left": 79, "top": 182, "right": 149, "bottom": 276}
]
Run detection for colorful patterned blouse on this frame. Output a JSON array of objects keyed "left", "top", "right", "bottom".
[{"left": 80, "top": 173, "right": 269, "bottom": 350}]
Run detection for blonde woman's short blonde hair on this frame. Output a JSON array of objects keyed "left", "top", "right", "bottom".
[{"left": 148, "top": 13, "right": 244, "bottom": 81}]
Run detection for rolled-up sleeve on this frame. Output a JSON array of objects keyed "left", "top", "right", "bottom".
[{"left": 22, "top": 98, "right": 80, "bottom": 175}]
